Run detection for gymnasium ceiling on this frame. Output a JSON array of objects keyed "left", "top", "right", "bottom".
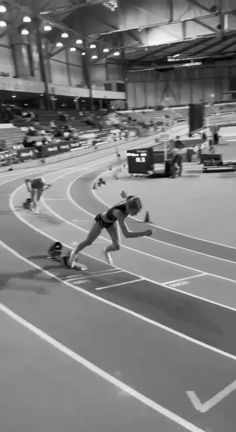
[{"left": 2, "top": 0, "right": 236, "bottom": 71}]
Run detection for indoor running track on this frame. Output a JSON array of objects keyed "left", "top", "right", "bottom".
[{"left": 0, "top": 156, "right": 236, "bottom": 432}]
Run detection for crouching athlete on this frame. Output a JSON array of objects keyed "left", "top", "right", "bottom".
[
  {"left": 25, "top": 177, "right": 51, "bottom": 213},
  {"left": 68, "top": 194, "right": 152, "bottom": 268}
]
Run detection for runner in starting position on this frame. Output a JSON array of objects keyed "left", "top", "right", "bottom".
[
  {"left": 68, "top": 191, "right": 152, "bottom": 268},
  {"left": 25, "top": 177, "right": 51, "bottom": 213}
]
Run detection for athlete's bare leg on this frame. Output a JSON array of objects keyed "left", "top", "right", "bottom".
[
  {"left": 103, "top": 223, "right": 120, "bottom": 265},
  {"left": 68, "top": 221, "right": 102, "bottom": 267}
]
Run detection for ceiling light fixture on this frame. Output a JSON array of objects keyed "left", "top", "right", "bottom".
[
  {"left": 91, "top": 55, "right": 98, "bottom": 59},
  {"left": 90, "top": 44, "right": 96, "bottom": 49},
  {"left": 174, "top": 61, "right": 202, "bottom": 68},
  {"left": 0, "top": 5, "right": 7, "bottom": 13},
  {"left": 70, "top": 47, "right": 76, "bottom": 52},
  {"left": 103, "top": 48, "right": 110, "bottom": 53},
  {"left": 61, "top": 32, "right": 69, "bottom": 38},
  {"left": 103, "top": 0, "right": 117, "bottom": 12},
  {"left": 76, "top": 39, "right": 83, "bottom": 44},
  {"left": 23, "top": 16, "right": 31, "bottom": 23},
  {"left": 81, "top": 52, "right": 86, "bottom": 56},
  {"left": 44, "top": 24, "right": 52, "bottom": 31},
  {"left": 113, "top": 51, "right": 120, "bottom": 56},
  {"left": 56, "top": 42, "right": 63, "bottom": 47},
  {"left": 21, "top": 28, "right": 29, "bottom": 35}
]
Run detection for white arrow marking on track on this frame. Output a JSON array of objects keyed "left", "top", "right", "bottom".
[{"left": 186, "top": 380, "right": 236, "bottom": 413}]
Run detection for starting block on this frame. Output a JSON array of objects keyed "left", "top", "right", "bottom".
[
  {"left": 97, "top": 177, "right": 106, "bottom": 187},
  {"left": 23, "top": 198, "right": 32, "bottom": 210},
  {"left": 47, "top": 242, "right": 87, "bottom": 271},
  {"left": 48, "top": 241, "right": 62, "bottom": 257}
]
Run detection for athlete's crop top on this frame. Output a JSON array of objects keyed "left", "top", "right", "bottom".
[
  {"left": 31, "top": 178, "right": 45, "bottom": 189},
  {"left": 105, "top": 201, "right": 128, "bottom": 223}
]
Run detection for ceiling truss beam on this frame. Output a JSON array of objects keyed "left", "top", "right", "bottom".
[{"left": 192, "top": 17, "right": 218, "bottom": 33}]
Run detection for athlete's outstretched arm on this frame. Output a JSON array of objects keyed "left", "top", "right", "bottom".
[
  {"left": 43, "top": 183, "right": 52, "bottom": 191},
  {"left": 120, "top": 190, "right": 128, "bottom": 199},
  {"left": 25, "top": 179, "right": 32, "bottom": 193},
  {"left": 115, "top": 210, "right": 152, "bottom": 238}
]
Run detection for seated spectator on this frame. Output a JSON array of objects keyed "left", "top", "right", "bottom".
[
  {"left": 201, "top": 129, "right": 207, "bottom": 142},
  {"left": 28, "top": 126, "right": 37, "bottom": 136},
  {"left": 50, "top": 120, "right": 56, "bottom": 129},
  {"left": 58, "top": 111, "right": 68, "bottom": 121},
  {"left": 42, "top": 136, "right": 49, "bottom": 146},
  {"left": 54, "top": 129, "right": 63, "bottom": 138},
  {"left": 63, "top": 131, "right": 70, "bottom": 140},
  {"left": 71, "top": 131, "right": 79, "bottom": 140}
]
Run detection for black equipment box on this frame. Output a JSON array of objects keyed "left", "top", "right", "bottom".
[
  {"left": 127, "top": 147, "right": 154, "bottom": 174},
  {"left": 200, "top": 154, "right": 223, "bottom": 166}
]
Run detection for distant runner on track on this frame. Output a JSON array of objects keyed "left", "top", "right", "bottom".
[
  {"left": 25, "top": 177, "right": 51, "bottom": 214},
  {"left": 68, "top": 191, "right": 152, "bottom": 268}
]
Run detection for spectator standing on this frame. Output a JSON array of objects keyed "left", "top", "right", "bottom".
[
  {"left": 213, "top": 130, "right": 219, "bottom": 145},
  {"left": 168, "top": 142, "right": 179, "bottom": 178},
  {"left": 174, "top": 136, "right": 184, "bottom": 176},
  {"left": 201, "top": 129, "right": 207, "bottom": 142}
]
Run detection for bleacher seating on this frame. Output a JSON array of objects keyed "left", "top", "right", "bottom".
[
  {"left": 0, "top": 126, "right": 25, "bottom": 148},
  {"left": 13, "top": 110, "right": 93, "bottom": 131}
]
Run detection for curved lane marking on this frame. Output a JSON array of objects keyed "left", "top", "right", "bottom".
[
  {"left": 2, "top": 229, "right": 236, "bottom": 364},
  {"left": 66, "top": 173, "right": 236, "bottom": 284},
  {"left": 9, "top": 167, "right": 236, "bottom": 314},
  {"left": 70, "top": 168, "right": 236, "bottom": 266},
  {"left": 92, "top": 168, "right": 236, "bottom": 252}
]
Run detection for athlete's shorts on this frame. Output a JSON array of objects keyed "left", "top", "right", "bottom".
[
  {"left": 95, "top": 214, "right": 114, "bottom": 229},
  {"left": 32, "top": 186, "right": 44, "bottom": 190}
]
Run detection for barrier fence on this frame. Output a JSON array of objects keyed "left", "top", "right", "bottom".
[{"left": 0, "top": 122, "right": 190, "bottom": 167}]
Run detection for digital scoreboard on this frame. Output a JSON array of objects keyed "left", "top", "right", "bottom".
[{"left": 127, "top": 147, "right": 154, "bottom": 174}]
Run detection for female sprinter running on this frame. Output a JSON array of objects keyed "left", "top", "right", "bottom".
[
  {"left": 25, "top": 177, "right": 51, "bottom": 213},
  {"left": 68, "top": 194, "right": 152, "bottom": 268}
]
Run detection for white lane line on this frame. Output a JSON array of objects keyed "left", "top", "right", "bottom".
[
  {"left": 147, "top": 235, "right": 236, "bottom": 265},
  {"left": 0, "top": 147, "right": 118, "bottom": 188},
  {"left": 86, "top": 269, "right": 123, "bottom": 276},
  {"left": 2, "top": 237, "right": 236, "bottom": 364},
  {"left": 66, "top": 178, "right": 236, "bottom": 285},
  {"left": 163, "top": 273, "right": 208, "bottom": 286},
  {"left": 11, "top": 177, "right": 236, "bottom": 314},
  {"left": 0, "top": 302, "right": 205, "bottom": 432},
  {"left": 0, "top": 163, "right": 80, "bottom": 188},
  {"left": 93, "top": 186, "right": 236, "bottom": 265},
  {"left": 72, "top": 270, "right": 123, "bottom": 280},
  {"left": 95, "top": 278, "right": 143, "bottom": 291},
  {"left": 92, "top": 170, "right": 236, "bottom": 252},
  {"left": 71, "top": 219, "right": 91, "bottom": 222},
  {"left": 48, "top": 194, "right": 236, "bottom": 288}
]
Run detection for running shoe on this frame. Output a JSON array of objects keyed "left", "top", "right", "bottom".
[
  {"left": 103, "top": 248, "right": 114, "bottom": 265},
  {"left": 67, "top": 250, "right": 76, "bottom": 268}
]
